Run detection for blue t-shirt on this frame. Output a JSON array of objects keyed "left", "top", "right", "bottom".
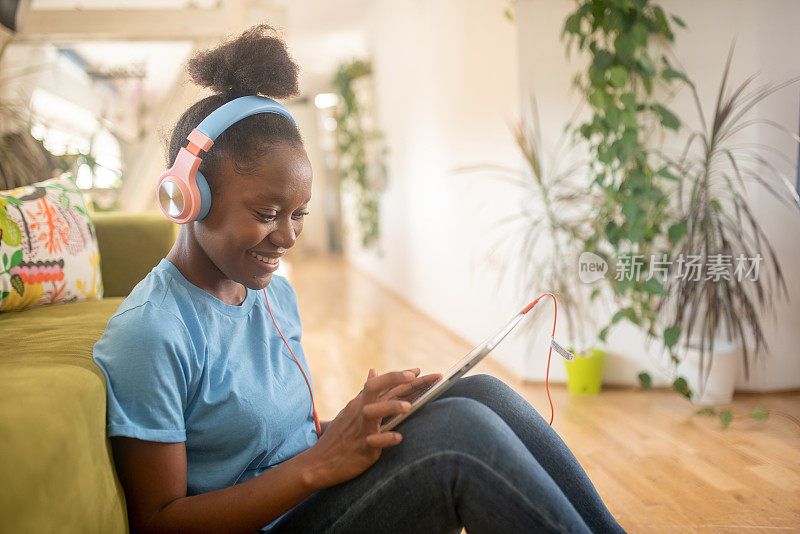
[{"left": 92, "top": 258, "right": 318, "bottom": 530}]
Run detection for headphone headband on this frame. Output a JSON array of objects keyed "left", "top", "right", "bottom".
[
  {"left": 156, "top": 95, "right": 297, "bottom": 223},
  {"left": 195, "top": 95, "right": 296, "bottom": 143}
]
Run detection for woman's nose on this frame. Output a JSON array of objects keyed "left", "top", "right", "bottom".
[{"left": 270, "top": 217, "right": 297, "bottom": 249}]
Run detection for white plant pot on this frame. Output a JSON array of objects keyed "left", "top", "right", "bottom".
[{"left": 676, "top": 339, "right": 740, "bottom": 405}]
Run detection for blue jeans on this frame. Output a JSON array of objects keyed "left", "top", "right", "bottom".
[{"left": 263, "top": 374, "right": 626, "bottom": 533}]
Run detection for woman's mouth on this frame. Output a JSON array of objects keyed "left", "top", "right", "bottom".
[{"left": 248, "top": 250, "right": 280, "bottom": 271}]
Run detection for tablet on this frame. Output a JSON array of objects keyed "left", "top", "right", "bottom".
[{"left": 379, "top": 309, "right": 529, "bottom": 432}]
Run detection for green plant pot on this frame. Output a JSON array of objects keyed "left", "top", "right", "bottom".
[{"left": 565, "top": 349, "right": 605, "bottom": 395}]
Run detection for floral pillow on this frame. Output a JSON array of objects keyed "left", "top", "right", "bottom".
[{"left": 0, "top": 172, "right": 103, "bottom": 312}]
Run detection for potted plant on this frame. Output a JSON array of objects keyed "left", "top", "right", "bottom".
[
  {"left": 657, "top": 43, "right": 800, "bottom": 404},
  {"left": 561, "top": 0, "right": 690, "bottom": 391}
]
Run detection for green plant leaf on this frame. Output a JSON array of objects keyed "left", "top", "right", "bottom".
[
  {"left": 650, "top": 103, "right": 680, "bottom": 130},
  {"left": 564, "top": 13, "right": 582, "bottom": 35},
  {"left": 670, "top": 14, "right": 687, "bottom": 28},
  {"left": 613, "top": 32, "right": 636, "bottom": 63},
  {"left": 668, "top": 222, "right": 686, "bottom": 243},
  {"left": 620, "top": 92, "right": 636, "bottom": 110},
  {"left": 608, "top": 66, "right": 629, "bottom": 88},
  {"left": 590, "top": 288, "right": 600, "bottom": 301},
  {"left": 664, "top": 326, "right": 681, "bottom": 348},
  {"left": 656, "top": 166, "right": 678, "bottom": 180},
  {"left": 589, "top": 89, "right": 607, "bottom": 109},
  {"left": 637, "top": 372, "right": 652, "bottom": 390},
  {"left": 673, "top": 377, "right": 691, "bottom": 399},
  {"left": 643, "top": 277, "right": 665, "bottom": 295},
  {"left": 662, "top": 68, "right": 687, "bottom": 83},
  {"left": 719, "top": 410, "right": 733, "bottom": 428},
  {"left": 749, "top": 407, "right": 769, "bottom": 421},
  {"left": 696, "top": 407, "right": 716, "bottom": 416},
  {"left": 2, "top": 252, "right": 6, "bottom": 267},
  {"left": 598, "top": 326, "right": 610, "bottom": 343},
  {"left": 622, "top": 199, "right": 644, "bottom": 221}
]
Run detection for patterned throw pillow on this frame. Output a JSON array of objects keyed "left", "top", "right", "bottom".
[{"left": 0, "top": 172, "right": 103, "bottom": 312}]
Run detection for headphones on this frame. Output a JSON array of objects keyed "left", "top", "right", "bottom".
[{"left": 156, "top": 95, "right": 296, "bottom": 224}]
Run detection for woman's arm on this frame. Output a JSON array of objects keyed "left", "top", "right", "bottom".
[
  {"left": 111, "top": 437, "right": 321, "bottom": 534},
  {"left": 111, "top": 369, "right": 416, "bottom": 534}
]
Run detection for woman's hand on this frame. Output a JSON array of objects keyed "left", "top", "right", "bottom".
[
  {"left": 303, "top": 368, "right": 418, "bottom": 490},
  {"left": 380, "top": 367, "right": 443, "bottom": 405}
]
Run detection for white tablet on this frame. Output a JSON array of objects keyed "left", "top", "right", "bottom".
[{"left": 380, "top": 309, "right": 529, "bottom": 432}]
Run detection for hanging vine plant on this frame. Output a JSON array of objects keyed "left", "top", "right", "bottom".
[
  {"left": 562, "top": 0, "right": 687, "bottom": 347},
  {"left": 331, "top": 59, "right": 387, "bottom": 248}
]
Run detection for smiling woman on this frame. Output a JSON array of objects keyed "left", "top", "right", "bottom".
[{"left": 92, "top": 23, "right": 625, "bottom": 534}]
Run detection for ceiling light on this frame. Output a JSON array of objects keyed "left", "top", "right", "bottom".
[{"left": 314, "top": 93, "right": 339, "bottom": 109}]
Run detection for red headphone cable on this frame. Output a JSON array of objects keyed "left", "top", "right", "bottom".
[
  {"left": 521, "top": 293, "right": 558, "bottom": 426},
  {"left": 264, "top": 287, "right": 560, "bottom": 437},
  {"left": 263, "top": 288, "right": 322, "bottom": 438}
]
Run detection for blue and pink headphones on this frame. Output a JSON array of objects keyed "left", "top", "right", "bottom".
[{"left": 156, "top": 95, "right": 296, "bottom": 224}]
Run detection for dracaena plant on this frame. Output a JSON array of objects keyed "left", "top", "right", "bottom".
[
  {"left": 454, "top": 94, "right": 599, "bottom": 351},
  {"left": 658, "top": 42, "right": 800, "bottom": 394},
  {"left": 504, "top": 98, "right": 600, "bottom": 350}
]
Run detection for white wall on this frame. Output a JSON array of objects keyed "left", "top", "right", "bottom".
[
  {"left": 345, "top": 0, "right": 550, "bottom": 380},
  {"left": 347, "top": 0, "right": 800, "bottom": 390}
]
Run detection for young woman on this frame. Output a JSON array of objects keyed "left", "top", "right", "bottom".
[{"left": 93, "top": 25, "right": 626, "bottom": 534}]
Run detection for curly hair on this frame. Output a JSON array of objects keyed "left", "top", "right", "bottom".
[{"left": 166, "top": 24, "right": 304, "bottom": 193}]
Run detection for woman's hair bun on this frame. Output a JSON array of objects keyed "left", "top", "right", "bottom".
[{"left": 186, "top": 24, "right": 299, "bottom": 98}]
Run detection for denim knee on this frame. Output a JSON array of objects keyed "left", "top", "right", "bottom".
[
  {"left": 456, "top": 373, "right": 507, "bottom": 391},
  {"left": 398, "top": 396, "right": 516, "bottom": 460}
]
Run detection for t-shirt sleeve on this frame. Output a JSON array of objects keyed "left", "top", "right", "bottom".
[{"left": 92, "top": 302, "right": 195, "bottom": 442}]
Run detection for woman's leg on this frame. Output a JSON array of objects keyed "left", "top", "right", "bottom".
[
  {"left": 437, "top": 374, "right": 625, "bottom": 534},
  {"left": 265, "top": 396, "right": 592, "bottom": 534}
]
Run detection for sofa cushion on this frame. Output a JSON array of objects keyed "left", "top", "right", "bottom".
[
  {"left": 0, "top": 173, "right": 103, "bottom": 312},
  {"left": 92, "top": 212, "right": 178, "bottom": 298},
  {"left": 0, "top": 297, "right": 128, "bottom": 533}
]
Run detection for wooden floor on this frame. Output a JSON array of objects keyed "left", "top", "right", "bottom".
[{"left": 285, "top": 254, "right": 800, "bottom": 533}]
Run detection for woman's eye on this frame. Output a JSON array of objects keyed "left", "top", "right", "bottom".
[{"left": 255, "top": 211, "right": 308, "bottom": 221}]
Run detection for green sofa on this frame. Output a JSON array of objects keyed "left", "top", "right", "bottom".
[{"left": 0, "top": 211, "right": 179, "bottom": 533}]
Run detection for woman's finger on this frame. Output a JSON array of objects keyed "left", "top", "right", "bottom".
[
  {"left": 413, "top": 373, "right": 443, "bottom": 387},
  {"left": 362, "top": 399, "right": 411, "bottom": 420},
  {"left": 379, "top": 382, "right": 414, "bottom": 401},
  {"left": 365, "top": 431, "right": 403, "bottom": 448},
  {"left": 363, "top": 370, "right": 416, "bottom": 402}
]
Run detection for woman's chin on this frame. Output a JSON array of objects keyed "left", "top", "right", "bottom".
[{"left": 244, "top": 272, "right": 273, "bottom": 290}]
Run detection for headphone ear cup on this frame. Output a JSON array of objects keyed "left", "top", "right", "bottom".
[{"left": 195, "top": 171, "right": 212, "bottom": 221}]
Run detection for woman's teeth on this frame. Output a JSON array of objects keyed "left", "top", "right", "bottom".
[{"left": 249, "top": 251, "right": 279, "bottom": 264}]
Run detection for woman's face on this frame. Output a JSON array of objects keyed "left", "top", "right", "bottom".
[{"left": 193, "top": 142, "right": 313, "bottom": 294}]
